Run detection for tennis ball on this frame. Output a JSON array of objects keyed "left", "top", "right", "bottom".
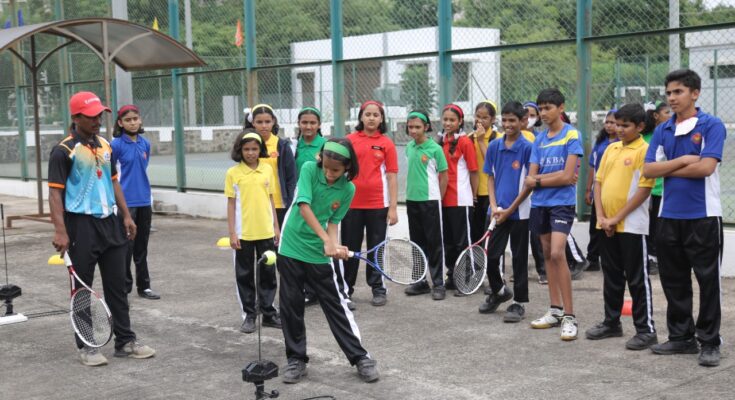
[
  {"left": 263, "top": 250, "right": 277, "bottom": 266},
  {"left": 216, "top": 237, "right": 230, "bottom": 249},
  {"left": 48, "top": 254, "right": 64, "bottom": 265}
]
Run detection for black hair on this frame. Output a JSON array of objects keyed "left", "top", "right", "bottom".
[
  {"left": 354, "top": 102, "right": 387, "bottom": 134},
  {"left": 560, "top": 112, "right": 571, "bottom": 124},
  {"left": 475, "top": 101, "right": 497, "bottom": 118},
  {"left": 112, "top": 108, "right": 143, "bottom": 138},
  {"left": 595, "top": 110, "right": 617, "bottom": 145},
  {"left": 231, "top": 128, "right": 269, "bottom": 163},
  {"left": 665, "top": 69, "right": 701, "bottom": 92},
  {"left": 296, "top": 108, "right": 322, "bottom": 140},
  {"left": 244, "top": 105, "right": 281, "bottom": 136},
  {"left": 536, "top": 88, "right": 565, "bottom": 107},
  {"left": 405, "top": 110, "right": 432, "bottom": 135},
  {"left": 317, "top": 137, "right": 359, "bottom": 181},
  {"left": 501, "top": 101, "right": 526, "bottom": 120},
  {"left": 643, "top": 101, "right": 669, "bottom": 134},
  {"left": 614, "top": 103, "right": 647, "bottom": 126}
]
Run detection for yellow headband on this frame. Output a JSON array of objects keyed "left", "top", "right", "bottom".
[
  {"left": 241, "top": 132, "right": 262, "bottom": 143},
  {"left": 482, "top": 99, "right": 497, "bottom": 113},
  {"left": 252, "top": 103, "right": 274, "bottom": 113}
]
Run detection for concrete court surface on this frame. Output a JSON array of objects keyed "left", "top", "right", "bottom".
[{"left": 0, "top": 193, "right": 733, "bottom": 400}]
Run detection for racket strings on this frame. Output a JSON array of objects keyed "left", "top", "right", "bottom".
[
  {"left": 71, "top": 289, "right": 111, "bottom": 347},
  {"left": 454, "top": 245, "right": 486, "bottom": 294},
  {"left": 376, "top": 240, "right": 427, "bottom": 284}
]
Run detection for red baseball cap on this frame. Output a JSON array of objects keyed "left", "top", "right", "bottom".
[{"left": 69, "top": 91, "right": 111, "bottom": 117}]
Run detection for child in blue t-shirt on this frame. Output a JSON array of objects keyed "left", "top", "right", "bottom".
[
  {"left": 524, "top": 89, "right": 584, "bottom": 341},
  {"left": 479, "top": 101, "right": 533, "bottom": 323},
  {"left": 642, "top": 69, "right": 725, "bottom": 367},
  {"left": 111, "top": 105, "right": 160, "bottom": 300}
]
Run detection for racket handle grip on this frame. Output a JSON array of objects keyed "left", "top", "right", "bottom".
[
  {"left": 347, "top": 251, "right": 355, "bottom": 257},
  {"left": 63, "top": 252, "right": 72, "bottom": 266},
  {"left": 489, "top": 207, "right": 502, "bottom": 230}
]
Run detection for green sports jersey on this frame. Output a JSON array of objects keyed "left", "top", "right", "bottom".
[
  {"left": 279, "top": 161, "right": 355, "bottom": 264},
  {"left": 642, "top": 132, "right": 663, "bottom": 197},
  {"left": 295, "top": 135, "right": 326, "bottom": 174},
  {"left": 405, "top": 138, "right": 448, "bottom": 201}
]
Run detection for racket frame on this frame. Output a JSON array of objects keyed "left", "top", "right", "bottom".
[
  {"left": 63, "top": 252, "right": 113, "bottom": 348},
  {"left": 347, "top": 238, "right": 428, "bottom": 285},
  {"left": 453, "top": 215, "right": 499, "bottom": 294}
]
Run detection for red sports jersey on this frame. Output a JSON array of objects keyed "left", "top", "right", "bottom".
[
  {"left": 441, "top": 134, "right": 478, "bottom": 207},
  {"left": 346, "top": 131, "right": 399, "bottom": 209}
]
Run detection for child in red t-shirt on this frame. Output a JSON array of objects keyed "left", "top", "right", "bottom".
[
  {"left": 340, "top": 100, "right": 399, "bottom": 309},
  {"left": 439, "top": 104, "right": 479, "bottom": 295}
]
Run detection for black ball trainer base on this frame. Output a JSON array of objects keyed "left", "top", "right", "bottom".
[{"left": 242, "top": 360, "right": 279, "bottom": 399}]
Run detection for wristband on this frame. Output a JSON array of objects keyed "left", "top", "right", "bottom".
[{"left": 535, "top": 178, "right": 541, "bottom": 188}]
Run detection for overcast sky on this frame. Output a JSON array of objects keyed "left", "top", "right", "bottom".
[{"left": 704, "top": 0, "right": 735, "bottom": 8}]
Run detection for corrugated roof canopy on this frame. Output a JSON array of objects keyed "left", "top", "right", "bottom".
[
  {"left": 0, "top": 18, "right": 205, "bottom": 218},
  {"left": 0, "top": 17, "right": 205, "bottom": 70}
]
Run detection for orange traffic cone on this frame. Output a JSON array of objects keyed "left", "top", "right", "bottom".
[{"left": 621, "top": 298, "right": 633, "bottom": 316}]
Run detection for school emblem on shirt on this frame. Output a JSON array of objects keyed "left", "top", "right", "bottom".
[
  {"left": 270, "top": 151, "right": 279, "bottom": 158},
  {"left": 624, "top": 158, "right": 632, "bottom": 166},
  {"left": 373, "top": 150, "right": 384, "bottom": 160},
  {"left": 103, "top": 151, "right": 111, "bottom": 162},
  {"left": 512, "top": 160, "right": 520, "bottom": 170},
  {"left": 331, "top": 200, "right": 340, "bottom": 211},
  {"left": 691, "top": 132, "right": 702, "bottom": 144},
  {"left": 421, "top": 154, "right": 428, "bottom": 164}
]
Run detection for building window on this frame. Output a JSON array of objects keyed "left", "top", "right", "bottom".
[
  {"left": 297, "top": 72, "right": 315, "bottom": 107},
  {"left": 709, "top": 64, "right": 735, "bottom": 79},
  {"left": 452, "top": 62, "right": 470, "bottom": 102}
]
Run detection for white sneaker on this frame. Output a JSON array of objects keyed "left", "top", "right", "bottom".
[
  {"left": 531, "top": 308, "right": 563, "bottom": 329},
  {"left": 560, "top": 315, "right": 578, "bottom": 341},
  {"left": 79, "top": 347, "right": 108, "bottom": 366},
  {"left": 114, "top": 341, "right": 156, "bottom": 359}
]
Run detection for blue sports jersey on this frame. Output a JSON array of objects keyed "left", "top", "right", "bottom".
[
  {"left": 48, "top": 132, "right": 118, "bottom": 218},
  {"left": 484, "top": 135, "right": 532, "bottom": 220},
  {"left": 529, "top": 123, "right": 584, "bottom": 207},
  {"left": 111, "top": 134, "right": 152, "bottom": 207},
  {"left": 589, "top": 137, "right": 617, "bottom": 171},
  {"left": 644, "top": 108, "right": 725, "bottom": 219}
]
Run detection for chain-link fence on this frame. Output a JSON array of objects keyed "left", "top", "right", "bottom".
[{"left": 2, "top": 0, "right": 735, "bottom": 220}]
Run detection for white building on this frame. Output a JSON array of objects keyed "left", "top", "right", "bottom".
[
  {"left": 686, "top": 28, "right": 735, "bottom": 122},
  {"left": 290, "top": 26, "right": 500, "bottom": 123}
]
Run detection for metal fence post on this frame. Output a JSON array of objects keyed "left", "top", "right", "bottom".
[
  {"left": 169, "top": 0, "right": 186, "bottom": 192},
  {"left": 244, "top": 0, "right": 257, "bottom": 107},
  {"left": 714, "top": 49, "right": 718, "bottom": 116},
  {"left": 10, "top": 0, "right": 28, "bottom": 181},
  {"left": 576, "top": 0, "right": 592, "bottom": 220},
  {"left": 330, "top": 0, "right": 345, "bottom": 137},
  {"left": 438, "top": 0, "right": 452, "bottom": 111}
]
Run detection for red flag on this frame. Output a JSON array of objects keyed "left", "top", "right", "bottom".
[{"left": 235, "top": 20, "right": 243, "bottom": 48}]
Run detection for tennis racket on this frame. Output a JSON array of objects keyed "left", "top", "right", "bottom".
[
  {"left": 63, "top": 252, "right": 113, "bottom": 348},
  {"left": 453, "top": 210, "right": 500, "bottom": 295},
  {"left": 348, "top": 238, "right": 428, "bottom": 285}
]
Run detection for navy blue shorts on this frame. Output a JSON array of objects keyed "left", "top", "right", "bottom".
[{"left": 529, "top": 206, "right": 575, "bottom": 235}]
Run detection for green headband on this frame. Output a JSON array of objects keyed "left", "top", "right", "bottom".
[
  {"left": 407, "top": 111, "right": 429, "bottom": 123},
  {"left": 300, "top": 107, "right": 321, "bottom": 118},
  {"left": 241, "top": 132, "right": 262, "bottom": 143},
  {"left": 324, "top": 141, "right": 351, "bottom": 159}
]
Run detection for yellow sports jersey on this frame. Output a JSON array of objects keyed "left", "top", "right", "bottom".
[
  {"left": 473, "top": 128, "right": 499, "bottom": 196},
  {"left": 224, "top": 161, "right": 275, "bottom": 240},
  {"left": 263, "top": 134, "right": 284, "bottom": 208},
  {"left": 595, "top": 136, "right": 654, "bottom": 235}
]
